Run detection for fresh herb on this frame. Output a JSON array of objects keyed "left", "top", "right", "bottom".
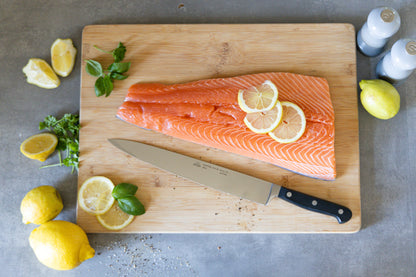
[
  {"left": 38, "top": 113, "right": 80, "bottom": 173},
  {"left": 85, "top": 60, "right": 102, "bottom": 77},
  {"left": 112, "top": 182, "right": 138, "bottom": 199},
  {"left": 94, "top": 42, "right": 126, "bottom": 62},
  {"left": 117, "top": 196, "right": 146, "bottom": 216},
  {"left": 85, "top": 42, "right": 130, "bottom": 97},
  {"left": 112, "top": 183, "right": 145, "bottom": 216},
  {"left": 95, "top": 74, "right": 113, "bottom": 97}
]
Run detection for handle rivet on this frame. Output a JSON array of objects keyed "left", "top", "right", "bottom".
[
  {"left": 286, "top": 192, "right": 292, "bottom": 198},
  {"left": 338, "top": 209, "right": 344, "bottom": 215},
  {"left": 312, "top": 200, "right": 318, "bottom": 206}
]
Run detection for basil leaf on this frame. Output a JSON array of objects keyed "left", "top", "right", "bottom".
[
  {"left": 112, "top": 42, "right": 126, "bottom": 62},
  {"left": 103, "top": 75, "right": 114, "bottom": 97},
  {"left": 94, "top": 77, "right": 105, "bottom": 97},
  {"left": 117, "top": 196, "right": 145, "bottom": 215},
  {"left": 85, "top": 60, "right": 103, "bottom": 77},
  {"left": 95, "top": 75, "right": 113, "bottom": 97},
  {"left": 112, "top": 183, "right": 138, "bottom": 199},
  {"left": 108, "top": 62, "right": 131, "bottom": 74},
  {"left": 110, "top": 72, "right": 128, "bottom": 80}
]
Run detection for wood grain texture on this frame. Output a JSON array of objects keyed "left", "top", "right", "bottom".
[{"left": 77, "top": 24, "right": 361, "bottom": 233}]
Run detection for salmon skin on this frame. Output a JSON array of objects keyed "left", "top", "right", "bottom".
[{"left": 116, "top": 72, "right": 335, "bottom": 180}]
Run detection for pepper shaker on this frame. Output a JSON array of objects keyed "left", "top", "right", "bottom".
[
  {"left": 357, "top": 7, "right": 401, "bottom": 57},
  {"left": 376, "top": 38, "right": 416, "bottom": 83}
]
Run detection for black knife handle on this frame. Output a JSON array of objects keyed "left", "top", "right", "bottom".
[{"left": 277, "top": 187, "right": 352, "bottom": 224}]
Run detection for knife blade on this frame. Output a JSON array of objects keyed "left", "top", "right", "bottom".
[{"left": 109, "top": 138, "right": 352, "bottom": 224}]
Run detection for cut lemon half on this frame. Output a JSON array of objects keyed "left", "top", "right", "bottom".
[
  {"left": 51, "top": 38, "right": 77, "bottom": 77},
  {"left": 96, "top": 203, "right": 135, "bottom": 231},
  {"left": 22, "top": 58, "right": 60, "bottom": 89},
  {"left": 78, "top": 176, "right": 115, "bottom": 215},
  {"left": 238, "top": 80, "right": 279, "bottom": 112},
  {"left": 244, "top": 101, "right": 283, "bottom": 134},
  {"left": 268, "top": 101, "right": 306, "bottom": 143},
  {"left": 20, "top": 133, "right": 58, "bottom": 162}
]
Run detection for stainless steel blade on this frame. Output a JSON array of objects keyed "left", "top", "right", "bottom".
[{"left": 109, "top": 139, "right": 281, "bottom": 204}]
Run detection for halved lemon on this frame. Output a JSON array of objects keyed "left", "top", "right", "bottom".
[
  {"left": 238, "top": 80, "right": 279, "bottom": 113},
  {"left": 96, "top": 203, "right": 135, "bottom": 231},
  {"left": 51, "top": 38, "right": 77, "bottom": 77},
  {"left": 78, "top": 176, "right": 115, "bottom": 215},
  {"left": 268, "top": 101, "right": 306, "bottom": 143},
  {"left": 243, "top": 101, "right": 283, "bottom": 134},
  {"left": 22, "top": 58, "right": 60, "bottom": 89},
  {"left": 20, "top": 133, "right": 58, "bottom": 162}
]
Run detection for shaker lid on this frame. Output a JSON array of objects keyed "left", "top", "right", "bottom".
[
  {"left": 367, "top": 7, "right": 401, "bottom": 38},
  {"left": 380, "top": 8, "right": 395, "bottom": 23},
  {"left": 406, "top": 41, "right": 416, "bottom": 56},
  {"left": 392, "top": 39, "right": 416, "bottom": 70}
]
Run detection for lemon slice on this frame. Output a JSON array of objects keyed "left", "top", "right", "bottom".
[
  {"left": 238, "top": 80, "right": 279, "bottom": 112},
  {"left": 243, "top": 101, "right": 283, "bottom": 133},
  {"left": 268, "top": 101, "right": 306, "bottom": 143},
  {"left": 22, "top": 58, "right": 60, "bottom": 89},
  {"left": 20, "top": 133, "right": 58, "bottom": 162},
  {"left": 78, "top": 176, "right": 115, "bottom": 215},
  {"left": 96, "top": 203, "right": 135, "bottom": 231},
  {"left": 51, "top": 38, "right": 77, "bottom": 77}
]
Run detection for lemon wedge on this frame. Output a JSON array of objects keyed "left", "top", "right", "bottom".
[
  {"left": 243, "top": 101, "right": 283, "bottom": 133},
  {"left": 96, "top": 203, "right": 135, "bottom": 231},
  {"left": 268, "top": 101, "right": 306, "bottom": 143},
  {"left": 20, "top": 133, "right": 58, "bottom": 162},
  {"left": 78, "top": 176, "right": 115, "bottom": 215},
  {"left": 22, "top": 58, "right": 60, "bottom": 89},
  {"left": 238, "top": 80, "right": 279, "bottom": 113},
  {"left": 51, "top": 38, "right": 77, "bottom": 77}
]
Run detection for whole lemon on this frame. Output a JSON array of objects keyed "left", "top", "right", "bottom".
[
  {"left": 20, "top": 185, "right": 63, "bottom": 224},
  {"left": 29, "top": 220, "right": 95, "bottom": 270},
  {"left": 359, "top": 79, "right": 400, "bottom": 120}
]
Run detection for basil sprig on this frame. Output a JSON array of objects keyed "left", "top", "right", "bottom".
[
  {"left": 112, "top": 183, "right": 145, "bottom": 216},
  {"left": 85, "top": 42, "right": 130, "bottom": 97}
]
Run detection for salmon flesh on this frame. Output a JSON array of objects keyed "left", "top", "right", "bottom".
[{"left": 116, "top": 72, "right": 335, "bottom": 180}]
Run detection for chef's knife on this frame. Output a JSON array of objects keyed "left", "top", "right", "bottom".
[{"left": 109, "top": 139, "right": 352, "bottom": 224}]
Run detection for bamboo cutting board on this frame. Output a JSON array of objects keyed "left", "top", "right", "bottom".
[{"left": 77, "top": 24, "right": 361, "bottom": 233}]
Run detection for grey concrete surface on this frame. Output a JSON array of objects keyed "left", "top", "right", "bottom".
[{"left": 1, "top": 0, "right": 416, "bottom": 276}]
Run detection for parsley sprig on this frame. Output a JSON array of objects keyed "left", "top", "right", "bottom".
[
  {"left": 39, "top": 113, "right": 80, "bottom": 173},
  {"left": 85, "top": 42, "right": 130, "bottom": 97}
]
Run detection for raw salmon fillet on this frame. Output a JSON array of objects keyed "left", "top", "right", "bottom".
[{"left": 117, "top": 72, "right": 335, "bottom": 180}]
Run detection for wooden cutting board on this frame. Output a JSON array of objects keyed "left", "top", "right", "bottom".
[{"left": 77, "top": 24, "right": 361, "bottom": 233}]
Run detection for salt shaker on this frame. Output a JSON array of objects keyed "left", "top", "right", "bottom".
[
  {"left": 357, "top": 7, "right": 401, "bottom": 57},
  {"left": 376, "top": 38, "right": 416, "bottom": 83}
]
